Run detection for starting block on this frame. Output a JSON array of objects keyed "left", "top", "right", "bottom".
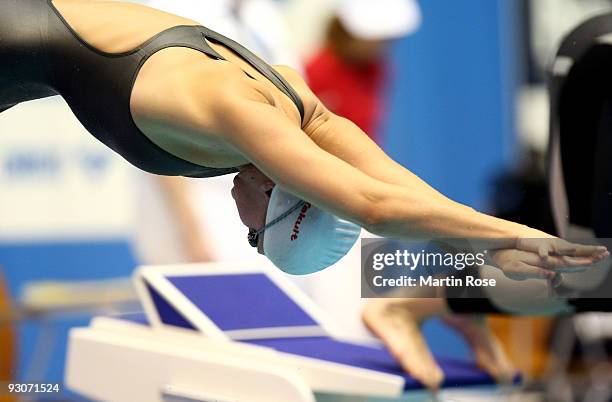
[{"left": 65, "top": 263, "right": 512, "bottom": 401}]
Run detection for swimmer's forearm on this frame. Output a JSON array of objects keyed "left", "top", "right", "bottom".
[{"left": 369, "top": 188, "right": 544, "bottom": 247}]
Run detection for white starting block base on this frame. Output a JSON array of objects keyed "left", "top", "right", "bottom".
[{"left": 67, "top": 316, "right": 403, "bottom": 402}]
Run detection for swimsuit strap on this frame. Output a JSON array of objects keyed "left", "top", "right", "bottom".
[{"left": 138, "top": 25, "right": 306, "bottom": 125}]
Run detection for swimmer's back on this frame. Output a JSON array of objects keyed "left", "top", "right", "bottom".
[
  {"left": 0, "top": 0, "right": 309, "bottom": 176},
  {"left": 0, "top": 0, "right": 57, "bottom": 107}
]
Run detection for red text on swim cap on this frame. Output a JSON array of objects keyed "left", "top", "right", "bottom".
[{"left": 291, "top": 203, "right": 312, "bottom": 241}]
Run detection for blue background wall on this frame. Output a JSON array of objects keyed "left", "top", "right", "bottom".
[{"left": 383, "top": 0, "right": 520, "bottom": 209}]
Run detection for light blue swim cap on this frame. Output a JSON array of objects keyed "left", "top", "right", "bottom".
[{"left": 262, "top": 186, "right": 361, "bottom": 275}]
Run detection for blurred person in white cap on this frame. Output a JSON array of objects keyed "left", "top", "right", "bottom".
[{"left": 306, "top": 0, "right": 421, "bottom": 143}]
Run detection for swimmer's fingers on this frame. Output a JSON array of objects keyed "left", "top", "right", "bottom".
[
  {"left": 554, "top": 256, "right": 601, "bottom": 272},
  {"left": 517, "top": 238, "right": 609, "bottom": 261},
  {"left": 491, "top": 250, "right": 558, "bottom": 280},
  {"left": 518, "top": 254, "right": 594, "bottom": 273},
  {"left": 538, "top": 242, "right": 551, "bottom": 262},
  {"left": 547, "top": 242, "right": 609, "bottom": 271},
  {"left": 502, "top": 261, "right": 556, "bottom": 281},
  {"left": 548, "top": 254, "right": 612, "bottom": 273},
  {"left": 549, "top": 239, "right": 608, "bottom": 258}
]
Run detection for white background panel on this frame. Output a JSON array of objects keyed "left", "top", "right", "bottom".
[{"left": 0, "top": 97, "right": 135, "bottom": 240}]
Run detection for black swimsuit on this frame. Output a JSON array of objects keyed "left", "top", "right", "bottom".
[{"left": 0, "top": 0, "right": 305, "bottom": 177}]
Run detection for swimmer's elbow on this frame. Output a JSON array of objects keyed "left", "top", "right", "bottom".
[
  {"left": 354, "top": 191, "right": 417, "bottom": 237},
  {"left": 352, "top": 192, "right": 388, "bottom": 233}
]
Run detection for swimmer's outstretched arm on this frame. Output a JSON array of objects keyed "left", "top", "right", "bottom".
[{"left": 215, "top": 85, "right": 562, "bottom": 249}]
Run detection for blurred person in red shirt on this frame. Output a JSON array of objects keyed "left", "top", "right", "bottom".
[{"left": 306, "top": 0, "right": 421, "bottom": 142}]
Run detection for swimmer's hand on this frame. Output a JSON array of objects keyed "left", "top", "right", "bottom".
[{"left": 489, "top": 248, "right": 606, "bottom": 281}]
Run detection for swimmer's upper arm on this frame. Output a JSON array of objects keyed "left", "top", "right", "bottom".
[{"left": 214, "top": 95, "right": 390, "bottom": 228}]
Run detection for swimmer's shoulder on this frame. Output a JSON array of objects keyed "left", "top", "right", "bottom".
[
  {"left": 140, "top": 60, "right": 327, "bottom": 139},
  {"left": 272, "top": 65, "right": 330, "bottom": 130},
  {"left": 192, "top": 63, "right": 321, "bottom": 130}
]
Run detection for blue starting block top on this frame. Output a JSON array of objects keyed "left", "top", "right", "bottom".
[
  {"left": 245, "top": 337, "right": 498, "bottom": 390},
  {"left": 139, "top": 266, "right": 330, "bottom": 339},
  {"left": 165, "top": 274, "right": 318, "bottom": 331}
]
